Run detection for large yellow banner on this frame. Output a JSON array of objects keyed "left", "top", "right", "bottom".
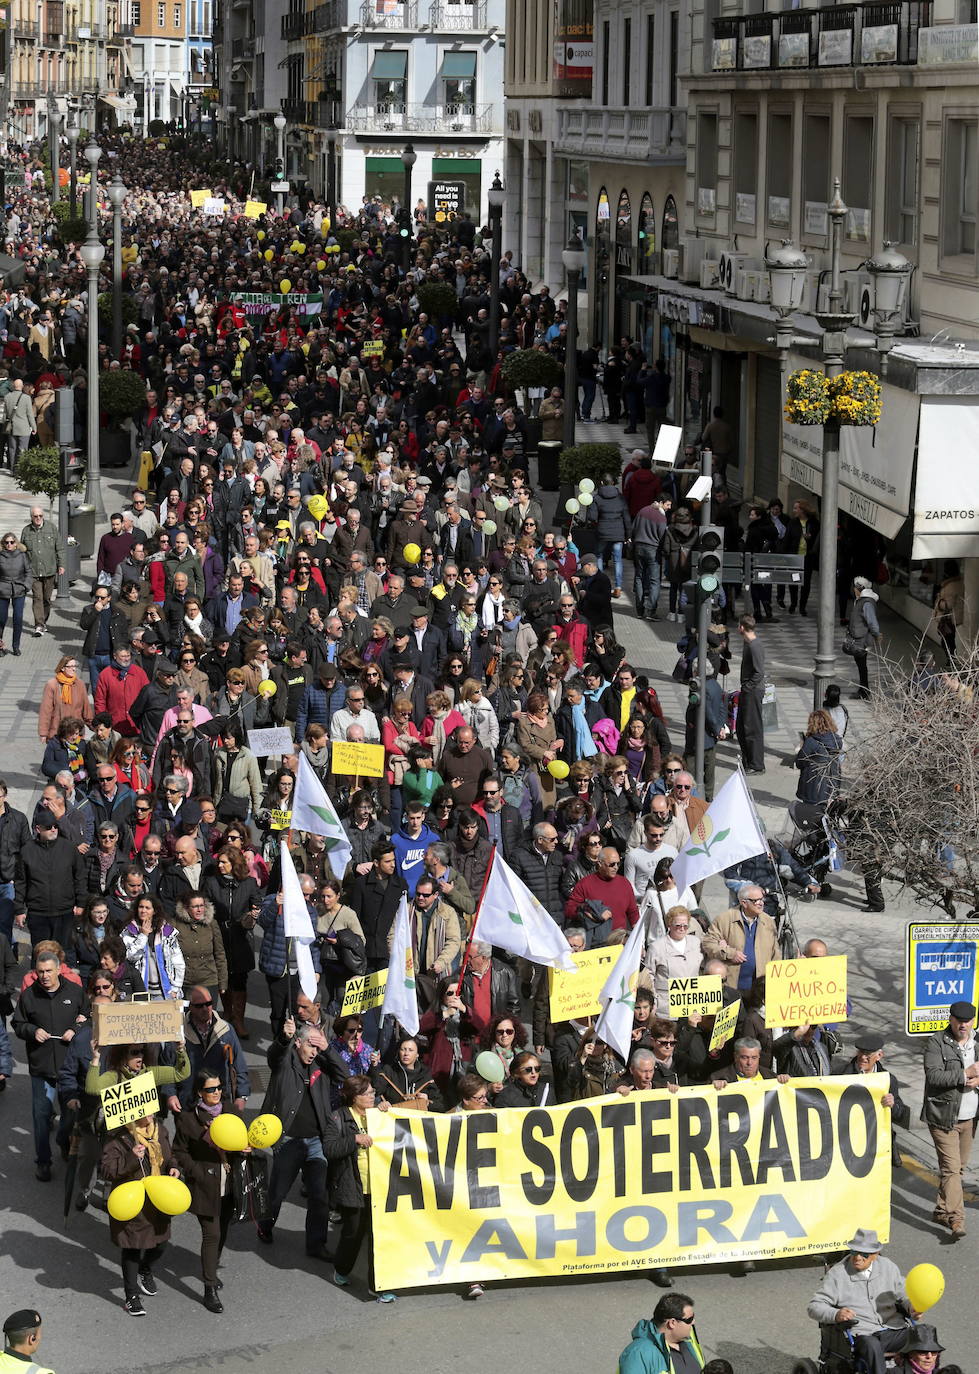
[{"left": 368, "top": 1077, "right": 891, "bottom": 1290}]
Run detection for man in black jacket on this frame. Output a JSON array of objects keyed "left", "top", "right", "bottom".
[
  {"left": 346, "top": 842, "right": 408, "bottom": 972},
  {"left": 0, "top": 779, "right": 30, "bottom": 942},
  {"left": 509, "top": 823, "right": 563, "bottom": 915},
  {"left": 13, "top": 809, "right": 86, "bottom": 948},
  {"left": 460, "top": 942, "right": 520, "bottom": 1020},
  {"left": 13, "top": 947, "right": 86, "bottom": 1179},
  {"left": 472, "top": 778, "right": 522, "bottom": 860}
]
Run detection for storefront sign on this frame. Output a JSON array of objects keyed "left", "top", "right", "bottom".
[
  {"left": 917, "top": 23, "right": 978, "bottom": 64},
  {"left": 553, "top": 0, "right": 594, "bottom": 97},
  {"left": 906, "top": 922, "right": 979, "bottom": 1035},
  {"left": 913, "top": 397, "right": 979, "bottom": 558}
]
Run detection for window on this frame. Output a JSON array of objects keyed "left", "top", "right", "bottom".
[
  {"left": 156, "top": 1, "right": 164, "bottom": 22},
  {"left": 440, "top": 50, "right": 476, "bottom": 111},
  {"left": 644, "top": 14, "right": 654, "bottom": 105},
  {"left": 696, "top": 110, "right": 718, "bottom": 215},
  {"left": 843, "top": 113, "right": 873, "bottom": 241},
  {"left": 767, "top": 110, "right": 791, "bottom": 227},
  {"left": 371, "top": 49, "right": 407, "bottom": 110},
  {"left": 885, "top": 117, "right": 919, "bottom": 247},
  {"left": 669, "top": 10, "right": 678, "bottom": 104},
  {"left": 600, "top": 19, "right": 609, "bottom": 103},
  {"left": 131, "top": 0, "right": 140, "bottom": 22},
  {"left": 802, "top": 112, "right": 831, "bottom": 236},
  {"left": 173, "top": 2, "right": 180, "bottom": 24},
  {"left": 734, "top": 110, "right": 758, "bottom": 225},
  {"left": 622, "top": 17, "right": 630, "bottom": 104},
  {"left": 943, "top": 119, "right": 977, "bottom": 259}
]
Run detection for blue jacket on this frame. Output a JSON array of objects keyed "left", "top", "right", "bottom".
[
  {"left": 618, "top": 1321, "right": 704, "bottom": 1374},
  {"left": 257, "top": 894, "right": 324, "bottom": 978},
  {"left": 391, "top": 822, "right": 439, "bottom": 896},
  {"left": 295, "top": 679, "right": 347, "bottom": 739}
]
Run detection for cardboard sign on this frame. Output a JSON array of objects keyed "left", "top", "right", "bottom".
[
  {"left": 361, "top": 340, "right": 385, "bottom": 357},
  {"left": 101, "top": 1070, "right": 162, "bottom": 1130},
  {"left": 203, "top": 197, "right": 227, "bottom": 216},
  {"left": 244, "top": 199, "right": 268, "bottom": 219},
  {"left": 765, "top": 955, "right": 848, "bottom": 1028},
  {"left": 93, "top": 999, "right": 183, "bottom": 1046},
  {"left": 331, "top": 741, "right": 385, "bottom": 777},
  {"left": 906, "top": 921, "right": 979, "bottom": 1035},
  {"left": 548, "top": 947, "right": 617, "bottom": 1022},
  {"left": 668, "top": 974, "right": 724, "bottom": 1019},
  {"left": 189, "top": 188, "right": 212, "bottom": 208},
  {"left": 340, "top": 968, "right": 388, "bottom": 1015},
  {"left": 247, "top": 726, "right": 294, "bottom": 757},
  {"left": 709, "top": 998, "right": 741, "bottom": 1053}
]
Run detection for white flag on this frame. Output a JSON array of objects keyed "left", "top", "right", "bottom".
[
  {"left": 380, "top": 894, "right": 419, "bottom": 1035},
  {"left": 594, "top": 915, "right": 646, "bottom": 1064},
  {"left": 292, "top": 752, "right": 353, "bottom": 880},
  {"left": 279, "top": 840, "right": 318, "bottom": 1001},
  {"left": 669, "top": 769, "right": 768, "bottom": 895},
  {"left": 471, "top": 850, "right": 576, "bottom": 971}
]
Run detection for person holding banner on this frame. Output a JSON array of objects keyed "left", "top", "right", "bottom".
[
  {"left": 323, "top": 1074, "right": 395, "bottom": 1301},
  {"left": 373, "top": 1036, "right": 440, "bottom": 1111},
  {"left": 100, "top": 1114, "right": 182, "bottom": 1317},
  {"left": 495, "top": 1051, "right": 550, "bottom": 1108}
]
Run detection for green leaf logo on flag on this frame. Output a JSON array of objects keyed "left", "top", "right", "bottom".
[
  {"left": 508, "top": 910, "right": 524, "bottom": 926},
  {"left": 614, "top": 976, "right": 635, "bottom": 1011}
]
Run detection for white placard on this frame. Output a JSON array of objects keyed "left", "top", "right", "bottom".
[
  {"left": 247, "top": 726, "right": 295, "bottom": 756},
  {"left": 651, "top": 424, "right": 683, "bottom": 468},
  {"left": 203, "top": 197, "right": 226, "bottom": 216}
]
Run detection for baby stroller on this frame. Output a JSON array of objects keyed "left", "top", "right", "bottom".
[{"left": 788, "top": 796, "right": 849, "bottom": 899}]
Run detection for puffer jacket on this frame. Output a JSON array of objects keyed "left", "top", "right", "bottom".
[
  {"left": 590, "top": 483, "right": 629, "bottom": 542},
  {"left": 0, "top": 545, "right": 31, "bottom": 599},
  {"left": 173, "top": 898, "right": 229, "bottom": 991},
  {"left": 661, "top": 517, "right": 697, "bottom": 581},
  {"left": 796, "top": 729, "right": 843, "bottom": 805},
  {"left": 847, "top": 588, "right": 881, "bottom": 650}
]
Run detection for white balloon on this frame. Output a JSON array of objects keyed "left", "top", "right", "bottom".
[
  {"left": 493, "top": 495, "right": 510, "bottom": 512},
  {"left": 578, "top": 491, "right": 594, "bottom": 506},
  {"left": 482, "top": 518, "right": 497, "bottom": 535},
  {"left": 565, "top": 498, "right": 580, "bottom": 514},
  {"left": 578, "top": 477, "right": 596, "bottom": 493}
]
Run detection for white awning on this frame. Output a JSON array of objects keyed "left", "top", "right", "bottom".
[
  {"left": 913, "top": 398, "right": 979, "bottom": 559},
  {"left": 98, "top": 93, "right": 129, "bottom": 109}
]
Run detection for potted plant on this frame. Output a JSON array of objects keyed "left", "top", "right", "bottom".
[
  {"left": 829, "top": 371, "right": 881, "bottom": 426},
  {"left": 416, "top": 281, "right": 458, "bottom": 326},
  {"left": 99, "top": 369, "right": 148, "bottom": 469},
  {"left": 501, "top": 348, "right": 563, "bottom": 415},
  {"left": 51, "top": 200, "right": 90, "bottom": 246},
  {"left": 15, "top": 445, "right": 66, "bottom": 503},
  {"left": 558, "top": 442, "right": 622, "bottom": 490},
  {"left": 784, "top": 369, "right": 831, "bottom": 425}
]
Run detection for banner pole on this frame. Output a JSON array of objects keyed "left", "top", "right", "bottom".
[{"left": 455, "top": 842, "right": 498, "bottom": 991}]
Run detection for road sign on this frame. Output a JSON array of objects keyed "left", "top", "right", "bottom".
[{"left": 906, "top": 921, "right": 979, "bottom": 1035}]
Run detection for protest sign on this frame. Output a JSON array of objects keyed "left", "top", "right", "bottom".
[
  {"left": 765, "top": 955, "right": 848, "bottom": 1028},
  {"left": 230, "top": 291, "right": 324, "bottom": 317},
  {"left": 341, "top": 968, "right": 388, "bottom": 1015},
  {"left": 244, "top": 199, "right": 268, "bottom": 218},
  {"left": 668, "top": 975, "right": 724, "bottom": 1019},
  {"left": 93, "top": 999, "right": 183, "bottom": 1046},
  {"left": 331, "top": 741, "right": 385, "bottom": 777},
  {"left": 709, "top": 998, "right": 741, "bottom": 1053},
  {"left": 101, "top": 1070, "right": 162, "bottom": 1130},
  {"left": 203, "top": 197, "right": 226, "bottom": 216},
  {"left": 368, "top": 1076, "right": 891, "bottom": 1289},
  {"left": 247, "top": 726, "right": 294, "bottom": 757},
  {"left": 548, "top": 947, "right": 616, "bottom": 1022},
  {"left": 362, "top": 340, "right": 385, "bottom": 357},
  {"left": 189, "top": 188, "right": 211, "bottom": 208}
]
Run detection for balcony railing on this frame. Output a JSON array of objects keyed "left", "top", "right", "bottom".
[
  {"left": 12, "top": 76, "right": 71, "bottom": 94},
  {"left": 280, "top": 9, "right": 305, "bottom": 39},
  {"left": 308, "top": 0, "right": 344, "bottom": 30},
  {"left": 711, "top": 0, "right": 932, "bottom": 70},
  {"left": 112, "top": 21, "right": 134, "bottom": 36},
  {"left": 281, "top": 96, "right": 309, "bottom": 121},
  {"left": 231, "top": 37, "right": 252, "bottom": 57},
  {"left": 13, "top": 18, "right": 39, "bottom": 38},
  {"left": 431, "top": 0, "right": 487, "bottom": 28},
  {"left": 360, "top": 0, "right": 417, "bottom": 28},
  {"left": 554, "top": 105, "right": 687, "bottom": 164},
  {"left": 346, "top": 101, "right": 493, "bottom": 133}
]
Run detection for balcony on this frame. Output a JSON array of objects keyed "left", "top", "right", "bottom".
[
  {"left": 359, "top": 0, "right": 417, "bottom": 28},
  {"left": 43, "top": 30, "right": 62, "bottom": 44},
  {"left": 431, "top": 0, "right": 487, "bottom": 28},
  {"left": 281, "top": 96, "right": 309, "bottom": 121},
  {"left": 13, "top": 18, "right": 39, "bottom": 38},
  {"left": 231, "top": 37, "right": 252, "bottom": 57},
  {"left": 711, "top": 0, "right": 932, "bottom": 71},
  {"left": 308, "top": 0, "right": 344, "bottom": 30},
  {"left": 280, "top": 9, "right": 305, "bottom": 39},
  {"left": 112, "top": 21, "right": 134, "bottom": 36},
  {"left": 346, "top": 101, "right": 492, "bottom": 133},
  {"left": 554, "top": 105, "right": 687, "bottom": 164}
]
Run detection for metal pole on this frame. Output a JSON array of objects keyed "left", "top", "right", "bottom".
[
  {"left": 276, "top": 121, "right": 285, "bottom": 216},
  {"left": 112, "top": 201, "right": 123, "bottom": 358},
  {"left": 402, "top": 160, "right": 412, "bottom": 272},
  {"left": 50, "top": 109, "right": 61, "bottom": 203},
  {"left": 69, "top": 136, "right": 77, "bottom": 213},
  {"left": 489, "top": 203, "right": 501, "bottom": 360},
  {"left": 85, "top": 257, "right": 105, "bottom": 517},
  {"left": 562, "top": 265, "right": 579, "bottom": 450},
  {"left": 694, "top": 447, "right": 712, "bottom": 790}
]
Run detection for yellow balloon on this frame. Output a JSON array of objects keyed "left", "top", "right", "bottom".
[
  {"left": 257, "top": 678, "right": 277, "bottom": 697},
  {"left": 290, "top": 240, "right": 301, "bottom": 253},
  {"left": 209, "top": 1113, "right": 249, "bottom": 1152},
  {"left": 107, "top": 1179, "right": 146, "bottom": 1222},
  {"left": 257, "top": 229, "right": 266, "bottom": 241},
  {"left": 905, "top": 1263, "right": 945, "bottom": 1314},
  {"left": 307, "top": 494, "right": 328, "bottom": 520},
  {"left": 296, "top": 243, "right": 306, "bottom": 255},
  {"left": 247, "top": 1113, "right": 283, "bottom": 1149},
  {"left": 264, "top": 248, "right": 274, "bottom": 261},
  {"left": 547, "top": 760, "right": 570, "bottom": 780},
  {"left": 279, "top": 279, "right": 292, "bottom": 295},
  {"left": 403, "top": 542, "right": 421, "bottom": 565},
  {"left": 144, "top": 1174, "right": 192, "bottom": 1216},
  {"left": 322, "top": 216, "right": 331, "bottom": 232},
  {"left": 316, "top": 259, "right": 326, "bottom": 271}
]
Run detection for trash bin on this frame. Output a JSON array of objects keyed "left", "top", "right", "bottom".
[
  {"left": 64, "top": 535, "right": 81, "bottom": 584},
  {"left": 69, "top": 503, "right": 96, "bottom": 561},
  {"left": 537, "top": 440, "right": 562, "bottom": 492}
]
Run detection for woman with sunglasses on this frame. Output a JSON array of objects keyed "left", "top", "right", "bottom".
[
  {"left": 592, "top": 754, "right": 643, "bottom": 854},
  {"left": 175, "top": 647, "right": 211, "bottom": 703},
  {"left": 560, "top": 829, "right": 604, "bottom": 902},
  {"left": 0, "top": 530, "right": 30, "bottom": 655},
  {"left": 479, "top": 1015, "right": 529, "bottom": 1077},
  {"left": 359, "top": 664, "right": 389, "bottom": 716},
  {"left": 327, "top": 1015, "right": 380, "bottom": 1108},
  {"left": 39, "top": 654, "right": 93, "bottom": 743},
  {"left": 647, "top": 906, "right": 704, "bottom": 1018},
  {"left": 434, "top": 657, "right": 467, "bottom": 706},
  {"left": 495, "top": 1051, "right": 550, "bottom": 1108},
  {"left": 111, "top": 738, "right": 151, "bottom": 794}
]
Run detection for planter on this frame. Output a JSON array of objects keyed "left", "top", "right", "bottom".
[
  {"left": 829, "top": 371, "right": 882, "bottom": 426},
  {"left": 784, "top": 369, "right": 831, "bottom": 426},
  {"left": 100, "top": 427, "right": 131, "bottom": 470}
]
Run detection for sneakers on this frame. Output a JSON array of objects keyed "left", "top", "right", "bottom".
[
  {"left": 333, "top": 1271, "right": 351, "bottom": 1287},
  {"left": 34, "top": 624, "right": 44, "bottom": 636},
  {"left": 137, "top": 1270, "right": 157, "bottom": 1297},
  {"left": 124, "top": 1296, "right": 146, "bottom": 1317},
  {"left": 375, "top": 1291, "right": 398, "bottom": 1304},
  {"left": 465, "top": 1283, "right": 485, "bottom": 1300}
]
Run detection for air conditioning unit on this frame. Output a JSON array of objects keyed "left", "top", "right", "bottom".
[
  {"left": 678, "top": 237, "right": 708, "bottom": 283},
  {"left": 846, "top": 273, "right": 873, "bottom": 327},
  {"left": 662, "top": 248, "right": 679, "bottom": 280},
  {"left": 735, "top": 266, "right": 754, "bottom": 300},
  {"left": 718, "top": 251, "right": 752, "bottom": 295},
  {"left": 746, "top": 271, "right": 771, "bottom": 303},
  {"left": 700, "top": 258, "right": 721, "bottom": 289}
]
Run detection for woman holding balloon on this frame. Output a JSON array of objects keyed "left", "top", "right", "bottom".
[{"left": 101, "top": 1115, "right": 184, "bottom": 1318}]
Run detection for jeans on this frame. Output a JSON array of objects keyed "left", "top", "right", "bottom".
[
  {"left": 0, "top": 594, "right": 25, "bottom": 651},
  {"left": 581, "top": 378, "right": 597, "bottom": 419},
  {"left": 29, "top": 911, "right": 73, "bottom": 950},
  {"left": 88, "top": 653, "right": 111, "bottom": 695},
  {"left": 264, "top": 1134, "right": 329, "bottom": 1252},
  {"left": 632, "top": 546, "right": 661, "bottom": 615},
  {"left": 31, "top": 1074, "right": 68, "bottom": 1166},
  {"left": 598, "top": 540, "right": 624, "bottom": 590},
  {"left": 0, "top": 879, "right": 14, "bottom": 943}
]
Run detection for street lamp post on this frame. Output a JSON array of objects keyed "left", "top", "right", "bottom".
[
  {"left": 66, "top": 118, "right": 80, "bottom": 214},
  {"left": 273, "top": 111, "right": 286, "bottom": 215},
  {"left": 84, "top": 138, "right": 101, "bottom": 234},
  {"left": 866, "top": 242, "right": 912, "bottom": 377},
  {"left": 561, "top": 234, "right": 586, "bottom": 450},
  {"left": 487, "top": 170, "right": 504, "bottom": 361},
  {"left": 49, "top": 102, "right": 61, "bottom": 204},
  {"left": 106, "top": 172, "right": 127, "bottom": 360},
  {"left": 400, "top": 142, "right": 416, "bottom": 272},
  {"left": 80, "top": 226, "right": 106, "bottom": 519}
]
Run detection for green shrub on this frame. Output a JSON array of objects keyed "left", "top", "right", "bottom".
[
  {"left": 51, "top": 200, "right": 89, "bottom": 245},
  {"left": 416, "top": 281, "right": 458, "bottom": 321},
  {"left": 558, "top": 442, "right": 623, "bottom": 488},
  {"left": 148, "top": 119, "right": 166, "bottom": 137},
  {"left": 16, "top": 445, "right": 65, "bottom": 501},
  {"left": 99, "top": 369, "right": 148, "bottom": 423},
  {"left": 97, "top": 291, "right": 140, "bottom": 327},
  {"left": 335, "top": 228, "right": 359, "bottom": 255},
  {"left": 501, "top": 348, "right": 563, "bottom": 390}
]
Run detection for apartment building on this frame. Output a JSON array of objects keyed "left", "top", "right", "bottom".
[
  {"left": 8, "top": 0, "right": 131, "bottom": 136},
  {"left": 212, "top": 0, "right": 290, "bottom": 168}
]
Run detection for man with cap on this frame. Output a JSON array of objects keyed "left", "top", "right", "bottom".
[
  {"left": 921, "top": 998, "right": 979, "bottom": 1239},
  {"left": 807, "top": 1228, "right": 915, "bottom": 1374},
  {"left": 387, "top": 498, "right": 434, "bottom": 573},
  {"left": 1, "top": 1309, "right": 55, "bottom": 1374},
  {"left": 834, "top": 1031, "right": 911, "bottom": 1165},
  {"left": 407, "top": 603, "right": 445, "bottom": 681},
  {"left": 577, "top": 553, "right": 614, "bottom": 628}
]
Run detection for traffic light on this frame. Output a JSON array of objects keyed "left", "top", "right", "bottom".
[
  {"left": 60, "top": 446, "right": 85, "bottom": 490},
  {"left": 696, "top": 525, "right": 725, "bottom": 597}
]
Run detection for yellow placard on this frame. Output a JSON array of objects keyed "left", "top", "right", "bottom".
[
  {"left": 368, "top": 1077, "right": 891, "bottom": 1290},
  {"left": 361, "top": 340, "right": 385, "bottom": 357},
  {"left": 93, "top": 1000, "right": 183, "bottom": 1046},
  {"left": 190, "top": 188, "right": 212, "bottom": 208},
  {"left": 765, "top": 954, "right": 848, "bottom": 1028},
  {"left": 331, "top": 741, "right": 385, "bottom": 777},
  {"left": 269, "top": 807, "right": 292, "bottom": 831},
  {"left": 244, "top": 198, "right": 268, "bottom": 219},
  {"left": 101, "top": 1070, "right": 161, "bottom": 1130},
  {"left": 340, "top": 968, "right": 388, "bottom": 1015},
  {"left": 547, "top": 947, "right": 617, "bottom": 1022},
  {"left": 709, "top": 998, "right": 741, "bottom": 1053},
  {"left": 668, "top": 975, "right": 724, "bottom": 1019}
]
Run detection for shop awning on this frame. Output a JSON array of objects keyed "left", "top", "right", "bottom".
[
  {"left": 440, "top": 51, "right": 476, "bottom": 78},
  {"left": 98, "top": 93, "right": 130, "bottom": 109},
  {"left": 913, "top": 397, "right": 979, "bottom": 559},
  {"left": 371, "top": 50, "right": 407, "bottom": 78}
]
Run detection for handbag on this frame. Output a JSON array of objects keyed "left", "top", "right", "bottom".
[
  {"left": 841, "top": 634, "right": 860, "bottom": 657},
  {"left": 217, "top": 794, "right": 249, "bottom": 821},
  {"left": 230, "top": 1153, "right": 270, "bottom": 1224}
]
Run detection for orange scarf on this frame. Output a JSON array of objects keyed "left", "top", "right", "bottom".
[{"left": 56, "top": 671, "right": 75, "bottom": 704}]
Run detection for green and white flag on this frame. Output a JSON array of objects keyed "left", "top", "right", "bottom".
[
  {"left": 292, "top": 753, "right": 353, "bottom": 879},
  {"left": 380, "top": 894, "right": 419, "bottom": 1035},
  {"left": 669, "top": 768, "right": 767, "bottom": 895},
  {"left": 280, "top": 840, "right": 318, "bottom": 1001},
  {"left": 594, "top": 915, "right": 646, "bottom": 1064},
  {"left": 471, "top": 850, "right": 576, "bottom": 971}
]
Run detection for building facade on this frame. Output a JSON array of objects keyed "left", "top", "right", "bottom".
[{"left": 7, "top": 0, "right": 132, "bottom": 137}]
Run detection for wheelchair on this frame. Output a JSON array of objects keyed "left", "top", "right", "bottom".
[{"left": 792, "top": 1319, "right": 916, "bottom": 1374}]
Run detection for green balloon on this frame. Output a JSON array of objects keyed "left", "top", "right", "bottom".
[{"left": 475, "top": 1051, "right": 506, "bottom": 1084}]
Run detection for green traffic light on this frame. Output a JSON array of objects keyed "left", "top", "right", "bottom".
[{"left": 699, "top": 574, "right": 719, "bottom": 594}]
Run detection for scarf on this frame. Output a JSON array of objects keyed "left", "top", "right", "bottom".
[
  {"left": 456, "top": 609, "right": 477, "bottom": 637},
  {"left": 571, "top": 700, "right": 598, "bottom": 758},
  {"left": 113, "top": 660, "right": 131, "bottom": 679},
  {"left": 197, "top": 1098, "right": 223, "bottom": 1118},
  {"left": 131, "top": 1117, "right": 164, "bottom": 1175},
  {"left": 56, "top": 670, "right": 75, "bottom": 704}
]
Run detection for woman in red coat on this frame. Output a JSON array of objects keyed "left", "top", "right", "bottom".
[{"left": 419, "top": 975, "right": 489, "bottom": 1102}]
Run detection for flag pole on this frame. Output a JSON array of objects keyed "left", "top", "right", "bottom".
[
  {"left": 736, "top": 762, "right": 800, "bottom": 958},
  {"left": 454, "top": 842, "right": 497, "bottom": 991}
]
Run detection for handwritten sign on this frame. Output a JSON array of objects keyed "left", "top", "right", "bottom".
[
  {"left": 101, "top": 1070, "right": 162, "bottom": 1130},
  {"left": 668, "top": 974, "right": 724, "bottom": 1019},
  {"left": 548, "top": 947, "right": 616, "bottom": 1022},
  {"left": 765, "top": 955, "right": 848, "bottom": 1028},
  {"left": 244, "top": 199, "right": 268, "bottom": 219},
  {"left": 709, "top": 998, "right": 741, "bottom": 1053},
  {"left": 247, "top": 726, "right": 294, "bottom": 756},
  {"left": 203, "top": 197, "right": 227, "bottom": 217},
  {"left": 190, "top": 188, "right": 212, "bottom": 208},
  {"left": 361, "top": 340, "right": 385, "bottom": 357},
  {"left": 331, "top": 741, "right": 385, "bottom": 777},
  {"left": 340, "top": 968, "right": 388, "bottom": 1015},
  {"left": 93, "top": 999, "right": 183, "bottom": 1046}
]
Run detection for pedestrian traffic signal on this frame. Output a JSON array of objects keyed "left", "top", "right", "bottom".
[
  {"left": 697, "top": 526, "right": 725, "bottom": 596},
  {"left": 60, "top": 447, "right": 85, "bottom": 490}
]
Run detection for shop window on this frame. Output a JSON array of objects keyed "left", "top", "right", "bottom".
[
  {"left": 440, "top": 50, "right": 476, "bottom": 112},
  {"left": 371, "top": 49, "right": 407, "bottom": 111}
]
